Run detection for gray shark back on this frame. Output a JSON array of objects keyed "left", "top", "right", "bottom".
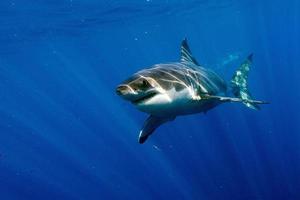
[{"left": 135, "top": 62, "right": 227, "bottom": 97}]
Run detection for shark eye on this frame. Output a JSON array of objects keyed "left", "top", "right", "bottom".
[
  {"left": 142, "top": 80, "right": 148, "bottom": 87},
  {"left": 135, "top": 78, "right": 151, "bottom": 90}
]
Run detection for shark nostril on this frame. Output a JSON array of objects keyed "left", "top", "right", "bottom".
[{"left": 116, "top": 85, "right": 128, "bottom": 95}]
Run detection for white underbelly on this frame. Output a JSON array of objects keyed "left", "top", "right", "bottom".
[{"left": 136, "top": 88, "right": 220, "bottom": 116}]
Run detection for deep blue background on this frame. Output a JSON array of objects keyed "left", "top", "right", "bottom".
[{"left": 0, "top": 0, "right": 299, "bottom": 199}]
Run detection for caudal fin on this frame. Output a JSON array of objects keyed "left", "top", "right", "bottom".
[{"left": 230, "top": 54, "right": 266, "bottom": 110}]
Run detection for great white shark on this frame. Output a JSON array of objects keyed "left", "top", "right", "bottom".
[{"left": 116, "top": 39, "right": 268, "bottom": 144}]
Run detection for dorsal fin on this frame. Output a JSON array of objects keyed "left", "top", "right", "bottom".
[{"left": 180, "top": 38, "right": 199, "bottom": 65}]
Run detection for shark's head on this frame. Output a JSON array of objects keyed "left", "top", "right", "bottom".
[{"left": 116, "top": 74, "right": 164, "bottom": 107}]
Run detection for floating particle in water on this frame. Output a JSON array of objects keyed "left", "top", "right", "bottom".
[{"left": 152, "top": 145, "right": 161, "bottom": 151}]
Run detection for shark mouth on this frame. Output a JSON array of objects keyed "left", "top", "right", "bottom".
[{"left": 132, "top": 92, "right": 157, "bottom": 105}]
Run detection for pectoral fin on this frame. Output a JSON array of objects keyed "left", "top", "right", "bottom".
[{"left": 138, "top": 115, "right": 175, "bottom": 144}]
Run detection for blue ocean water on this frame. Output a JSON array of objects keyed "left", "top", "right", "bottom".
[{"left": 0, "top": 0, "right": 299, "bottom": 199}]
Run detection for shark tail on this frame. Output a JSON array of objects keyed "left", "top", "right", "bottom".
[{"left": 230, "top": 54, "right": 268, "bottom": 110}]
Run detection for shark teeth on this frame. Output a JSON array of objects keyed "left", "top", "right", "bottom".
[{"left": 132, "top": 92, "right": 157, "bottom": 105}]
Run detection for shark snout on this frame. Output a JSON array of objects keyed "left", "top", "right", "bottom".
[
  {"left": 116, "top": 85, "right": 128, "bottom": 95},
  {"left": 116, "top": 85, "right": 136, "bottom": 98}
]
